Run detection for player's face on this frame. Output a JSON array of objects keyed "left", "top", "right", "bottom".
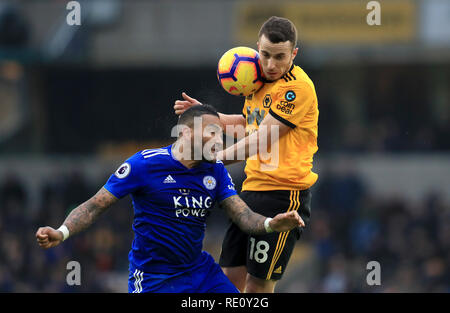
[
  {"left": 258, "top": 34, "right": 298, "bottom": 81},
  {"left": 191, "top": 114, "right": 223, "bottom": 163}
]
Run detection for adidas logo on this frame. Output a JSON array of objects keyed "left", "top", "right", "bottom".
[
  {"left": 273, "top": 266, "right": 282, "bottom": 274},
  {"left": 163, "top": 175, "right": 176, "bottom": 184}
]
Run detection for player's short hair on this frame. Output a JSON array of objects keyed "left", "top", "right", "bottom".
[
  {"left": 258, "top": 16, "right": 298, "bottom": 49},
  {"left": 178, "top": 104, "right": 220, "bottom": 128}
]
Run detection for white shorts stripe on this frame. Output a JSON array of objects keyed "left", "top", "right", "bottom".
[
  {"left": 132, "top": 269, "right": 139, "bottom": 293},
  {"left": 138, "top": 270, "right": 143, "bottom": 293},
  {"left": 132, "top": 269, "right": 144, "bottom": 293}
]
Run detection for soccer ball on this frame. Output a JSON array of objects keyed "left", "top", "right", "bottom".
[{"left": 217, "top": 47, "right": 264, "bottom": 96}]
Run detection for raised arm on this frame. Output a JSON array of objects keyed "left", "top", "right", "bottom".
[
  {"left": 220, "top": 195, "right": 304, "bottom": 235},
  {"left": 36, "top": 187, "right": 118, "bottom": 249}
]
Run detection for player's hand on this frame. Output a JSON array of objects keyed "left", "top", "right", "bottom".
[
  {"left": 36, "top": 226, "right": 64, "bottom": 249},
  {"left": 174, "top": 92, "right": 202, "bottom": 115},
  {"left": 270, "top": 211, "right": 305, "bottom": 232}
]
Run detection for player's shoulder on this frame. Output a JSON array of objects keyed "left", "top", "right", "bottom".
[
  {"left": 126, "top": 146, "right": 171, "bottom": 166},
  {"left": 277, "top": 64, "right": 315, "bottom": 93},
  {"left": 209, "top": 159, "right": 228, "bottom": 174},
  {"left": 139, "top": 146, "right": 171, "bottom": 158},
  {"left": 111, "top": 147, "right": 171, "bottom": 181},
  {"left": 214, "top": 159, "right": 225, "bottom": 167},
  {"left": 139, "top": 146, "right": 172, "bottom": 163}
]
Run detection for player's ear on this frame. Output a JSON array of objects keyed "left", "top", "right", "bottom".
[
  {"left": 183, "top": 126, "right": 192, "bottom": 138},
  {"left": 292, "top": 47, "right": 298, "bottom": 59},
  {"left": 177, "top": 124, "right": 191, "bottom": 139}
]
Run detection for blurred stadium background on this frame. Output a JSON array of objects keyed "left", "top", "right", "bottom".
[{"left": 0, "top": 0, "right": 449, "bottom": 292}]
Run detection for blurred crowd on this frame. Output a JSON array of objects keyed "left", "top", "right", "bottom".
[
  {"left": 316, "top": 65, "right": 450, "bottom": 154},
  {"left": 1, "top": 0, "right": 449, "bottom": 294},
  {"left": 0, "top": 167, "right": 448, "bottom": 293},
  {"left": 282, "top": 170, "right": 450, "bottom": 292},
  {"left": 0, "top": 171, "right": 133, "bottom": 292}
]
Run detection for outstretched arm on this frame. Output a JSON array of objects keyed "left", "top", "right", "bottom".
[
  {"left": 62, "top": 187, "right": 118, "bottom": 236},
  {"left": 220, "top": 195, "right": 304, "bottom": 235},
  {"left": 36, "top": 187, "right": 118, "bottom": 249}
]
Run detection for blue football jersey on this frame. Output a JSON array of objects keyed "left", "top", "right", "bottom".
[{"left": 103, "top": 145, "right": 237, "bottom": 274}]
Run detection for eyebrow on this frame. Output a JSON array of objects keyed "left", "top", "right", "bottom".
[
  {"left": 206, "top": 124, "right": 222, "bottom": 130},
  {"left": 260, "top": 50, "right": 286, "bottom": 57}
]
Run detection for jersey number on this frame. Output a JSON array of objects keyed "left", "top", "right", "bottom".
[{"left": 249, "top": 237, "right": 269, "bottom": 263}]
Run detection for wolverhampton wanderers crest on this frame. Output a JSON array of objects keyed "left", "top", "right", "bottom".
[{"left": 263, "top": 94, "right": 272, "bottom": 108}]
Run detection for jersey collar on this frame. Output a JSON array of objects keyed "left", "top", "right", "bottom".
[{"left": 263, "top": 63, "right": 295, "bottom": 83}]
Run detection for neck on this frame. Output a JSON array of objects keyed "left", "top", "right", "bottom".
[
  {"left": 171, "top": 140, "right": 202, "bottom": 169},
  {"left": 284, "top": 61, "right": 294, "bottom": 75}
]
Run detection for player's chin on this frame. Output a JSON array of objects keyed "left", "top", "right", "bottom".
[
  {"left": 264, "top": 72, "right": 282, "bottom": 81},
  {"left": 202, "top": 152, "right": 217, "bottom": 163}
]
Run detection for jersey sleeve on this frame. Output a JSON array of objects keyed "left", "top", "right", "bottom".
[
  {"left": 269, "top": 82, "right": 315, "bottom": 128},
  {"left": 215, "top": 162, "right": 238, "bottom": 203},
  {"left": 103, "top": 153, "right": 145, "bottom": 199}
]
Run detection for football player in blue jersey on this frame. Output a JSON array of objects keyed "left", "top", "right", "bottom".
[{"left": 36, "top": 104, "right": 304, "bottom": 293}]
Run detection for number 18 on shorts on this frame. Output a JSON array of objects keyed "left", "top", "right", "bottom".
[
  {"left": 247, "top": 230, "right": 299, "bottom": 281},
  {"left": 219, "top": 190, "right": 311, "bottom": 281}
]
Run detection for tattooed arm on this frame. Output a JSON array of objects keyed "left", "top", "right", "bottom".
[
  {"left": 36, "top": 187, "right": 118, "bottom": 249},
  {"left": 62, "top": 187, "right": 117, "bottom": 236},
  {"left": 220, "top": 195, "right": 305, "bottom": 235},
  {"left": 221, "top": 195, "right": 267, "bottom": 235}
]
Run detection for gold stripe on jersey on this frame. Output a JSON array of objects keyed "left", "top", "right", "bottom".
[
  {"left": 288, "top": 67, "right": 296, "bottom": 80},
  {"left": 266, "top": 191, "right": 301, "bottom": 280},
  {"left": 281, "top": 64, "right": 297, "bottom": 82}
]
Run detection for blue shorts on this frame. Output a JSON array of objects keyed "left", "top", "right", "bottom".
[{"left": 128, "top": 252, "right": 239, "bottom": 293}]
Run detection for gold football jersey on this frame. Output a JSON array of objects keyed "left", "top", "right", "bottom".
[{"left": 241, "top": 64, "right": 319, "bottom": 191}]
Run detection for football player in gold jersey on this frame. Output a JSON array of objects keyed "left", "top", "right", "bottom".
[{"left": 174, "top": 16, "right": 318, "bottom": 293}]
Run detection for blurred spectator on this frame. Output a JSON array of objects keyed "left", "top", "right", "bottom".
[
  {"left": 0, "top": 2, "right": 30, "bottom": 48},
  {"left": 0, "top": 168, "right": 448, "bottom": 292},
  {"left": 322, "top": 254, "right": 348, "bottom": 292}
]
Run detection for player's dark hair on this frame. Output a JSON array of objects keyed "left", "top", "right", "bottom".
[
  {"left": 178, "top": 104, "right": 219, "bottom": 128},
  {"left": 258, "top": 16, "right": 298, "bottom": 48}
]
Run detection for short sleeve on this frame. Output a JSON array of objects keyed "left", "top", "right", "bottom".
[
  {"left": 103, "top": 154, "right": 144, "bottom": 199},
  {"left": 215, "top": 162, "right": 238, "bottom": 203},
  {"left": 269, "top": 82, "right": 314, "bottom": 128}
]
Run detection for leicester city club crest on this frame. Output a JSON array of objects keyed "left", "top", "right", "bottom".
[{"left": 203, "top": 176, "right": 216, "bottom": 190}]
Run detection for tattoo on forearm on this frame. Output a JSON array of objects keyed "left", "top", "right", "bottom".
[
  {"left": 222, "top": 195, "right": 267, "bottom": 235},
  {"left": 63, "top": 187, "right": 117, "bottom": 236}
]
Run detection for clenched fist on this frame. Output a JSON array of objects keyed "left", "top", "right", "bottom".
[
  {"left": 270, "top": 210, "right": 305, "bottom": 233},
  {"left": 36, "top": 226, "right": 64, "bottom": 249}
]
